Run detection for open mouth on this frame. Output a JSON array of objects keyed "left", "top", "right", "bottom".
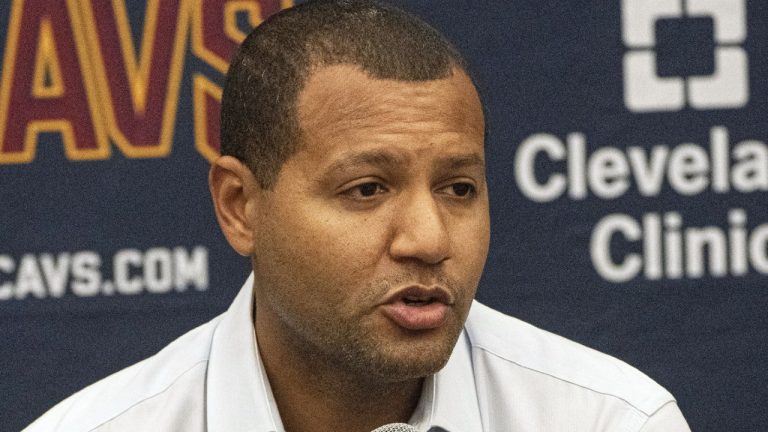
[
  {"left": 381, "top": 286, "right": 452, "bottom": 330},
  {"left": 402, "top": 295, "right": 436, "bottom": 306}
]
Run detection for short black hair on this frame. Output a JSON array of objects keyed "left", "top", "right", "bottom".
[{"left": 221, "top": 0, "right": 469, "bottom": 189}]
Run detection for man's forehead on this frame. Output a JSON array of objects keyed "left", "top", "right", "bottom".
[
  {"left": 297, "top": 64, "right": 482, "bottom": 111},
  {"left": 296, "top": 64, "right": 485, "bottom": 143}
]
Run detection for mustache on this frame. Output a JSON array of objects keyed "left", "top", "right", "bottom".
[
  {"left": 360, "top": 268, "right": 466, "bottom": 304},
  {"left": 383, "top": 269, "right": 450, "bottom": 286}
]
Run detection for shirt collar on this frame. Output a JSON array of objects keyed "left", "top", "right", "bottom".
[
  {"left": 206, "top": 275, "right": 484, "bottom": 432},
  {"left": 421, "top": 324, "right": 485, "bottom": 432},
  {"left": 206, "top": 273, "right": 282, "bottom": 432}
]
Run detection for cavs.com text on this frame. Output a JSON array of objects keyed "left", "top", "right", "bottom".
[{"left": 0, "top": 246, "right": 209, "bottom": 301}]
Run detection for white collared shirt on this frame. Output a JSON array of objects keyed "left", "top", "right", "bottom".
[{"left": 25, "top": 274, "right": 690, "bottom": 432}]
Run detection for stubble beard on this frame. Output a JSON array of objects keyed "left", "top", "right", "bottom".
[
  {"left": 329, "top": 310, "right": 465, "bottom": 383},
  {"left": 269, "top": 275, "right": 472, "bottom": 387}
]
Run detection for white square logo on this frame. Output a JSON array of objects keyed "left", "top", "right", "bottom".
[{"left": 622, "top": 0, "right": 749, "bottom": 112}]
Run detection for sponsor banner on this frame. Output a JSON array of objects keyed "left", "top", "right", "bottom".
[{"left": 1, "top": 1, "right": 766, "bottom": 431}]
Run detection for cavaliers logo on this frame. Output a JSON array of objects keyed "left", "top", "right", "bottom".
[{"left": 0, "top": 0, "right": 292, "bottom": 164}]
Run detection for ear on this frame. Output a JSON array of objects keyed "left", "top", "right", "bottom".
[{"left": 209, "top": 156, "right": 262, "bottom": 256}]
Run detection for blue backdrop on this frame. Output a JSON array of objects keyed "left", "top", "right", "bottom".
[{"left": 2, "top": 1, "right": 765, "bottom": 430}]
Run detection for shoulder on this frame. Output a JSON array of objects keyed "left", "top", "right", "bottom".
[
  {"left": 24, "top": 315, "right": 224, "bottom": 432},
  {"left": 465, "top": 301, "right": 675, "bottom": 417}
]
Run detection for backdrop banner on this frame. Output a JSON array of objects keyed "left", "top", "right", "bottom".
[{"left": 1, "top": 1, "right": 765, "bottom": 430}]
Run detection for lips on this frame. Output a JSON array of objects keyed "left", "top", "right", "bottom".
[{"left": 380, "top": 286, "right": 453, "bottom": 330}]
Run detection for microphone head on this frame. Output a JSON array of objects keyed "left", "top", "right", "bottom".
[{"left": 370, "top": 424, "right": 419, "bottom": 432}]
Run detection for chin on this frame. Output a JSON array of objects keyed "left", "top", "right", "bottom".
[{"left": 360, "top": 332, "right": 460, "bottom": 383}]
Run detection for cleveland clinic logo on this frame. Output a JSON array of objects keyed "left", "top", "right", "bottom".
[{"left": 621, "top": 0, "right": 749, "bottom": 112}]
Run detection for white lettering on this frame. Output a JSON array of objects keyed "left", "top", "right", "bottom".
[
  {"left": 588, "top": 147, "right": 630, "bottom": 199},
  {"left": 668, "top": 144, "right": 709, "bottom": 195},
  {"left": 0, "top": 255, "right": 15, "bottom": 300},
  {"left": 663, "top": 212, "right": 683, "bottom": 279},
  {"left": 0, "top": 246, "right": 210, "bottom": 301},
  {"left": 515, "top": 126, "right": 768, "bottom": 201},
  {"left": 70, "top": 252, "right": 101, "bottom": 297},
  {"left": 144, "top": 248, "right": 173, "bottom": 294},
  {"left": 732, "top": 141, "right": 768, "bottom": 192},
  {"left": 514, "top": 133, "right": 566, "bottom": 202},
  {"left": 567, "top": 133, "right": 587, "bottom": 199},
  {"left": 114, "top": 249, "right": 143, "bottom": 295},
  {"left": 685, "top": 227, "right": 727, "bottom": 278},
  {"left": 748, "top": 224, "right": 768, "bottom": 273},
  {"left": 15, "top": 254, "right": 46, "bottom": 299},
  {"left": 710, "top": 126, "right": 730, "bottom": 192},
  {"left": 729, "top": 209, "right": 748, "bottom": 275},
  {"left": 590, "top": 214, "right": 642, "bottom": 282},
  {"left": 590, "top": 210, "right": 768, "bottom": 282},
  {"left": 628, "top": 145, "right": 668, "bottom": 197},
  {"left": 642, "top": 213, "right": 662, "bottom": 280},
  {"left": 174, "top": 246, "right": 209, "bottom": 291},
  {"left": 39, "top": 253, "right": 71, "bottom": 298}
]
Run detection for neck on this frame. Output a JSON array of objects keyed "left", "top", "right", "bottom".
[{"left": 255, "top": 304, "right": 424, "bottom": 432}]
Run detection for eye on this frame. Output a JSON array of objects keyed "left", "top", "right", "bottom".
[
  {"left": 341, "top": 182, "right": 388, "bottom": 200},
  {"left": 450, "top": 183, "right": 475, "bottom": 197},
  {"left": 438, "top": 182, "right": 476, "bottom": 198}
]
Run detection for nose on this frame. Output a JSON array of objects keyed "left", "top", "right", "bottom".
[{"left": 388, "top": 191, "right": 451, "bottom": 265}]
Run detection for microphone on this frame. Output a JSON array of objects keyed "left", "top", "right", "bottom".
[{"left": 370, "top": 424, "right": 419, "bottom": 432}]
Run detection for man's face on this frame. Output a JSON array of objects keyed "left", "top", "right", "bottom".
[{"left": 251, "top": 64, "right": 489, "bottom": 382}]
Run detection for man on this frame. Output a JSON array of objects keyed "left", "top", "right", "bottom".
[{"left": 26, "top": 1, "right": 690, "bottom": 431}]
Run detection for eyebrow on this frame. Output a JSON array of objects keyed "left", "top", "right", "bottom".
[
  {"left": 437, "top": 153, "right": 485, "bottom": 171},
  {"left": 322, "top": 149, "right": 485, "bottom": 177},
  {"left": 323, "top": 150, "right": 408, "bottom": 175}
]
